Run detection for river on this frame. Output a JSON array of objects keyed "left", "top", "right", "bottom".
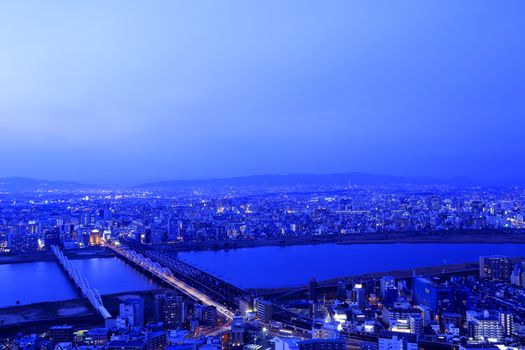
[
  {"left": 1, "top": 243, "right": 524, "bottom": 307},
  {"left": 0, "top": 257, "right": 160, "bottom": 308},
  {"left": 177, "top": 242, "right": 525, "bottom": 289}
]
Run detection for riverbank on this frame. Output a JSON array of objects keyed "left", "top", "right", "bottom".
[
  {"left": 253, "top": 256, "right": 525, "bottom": 296},
  {"left": 64, "top": 247, "right": 116, "bottom": 259},
  {"left": 0, "top": 298, "right": 95, "bottom": 335},
  {"left": 158, "top": 229, "right": 525, "bottom": 253},
  {"left": 0, "top": 247, "right": 115, "bottom": 265},
  {"left": 0, "top": 251, "right": 54, "bottom": 265},
  {"left": 0, "top": 289, "right": 163, "bottom": 337}
]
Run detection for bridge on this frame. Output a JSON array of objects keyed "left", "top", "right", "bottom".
[
  {"left": 51, "top": 245, "right": 111, "bottom": 319},
  {"left": 113, "top": 241, "right": 313, "bottom": 333},
  {"left": 127, "top": 240, "right": 246, "bottom": 309},
  {"left": 106, "top": 243, "right": 235, "bottom": 320}
]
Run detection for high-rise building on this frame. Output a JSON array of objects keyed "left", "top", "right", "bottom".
[
  {"left": 337, "top": 280, "right": 347, "bottom": 301},
  {"left": 380, "top": 276, "right": 396, "bottom": 298},
  {"left": 238, "top": 297, "right": 253, "bottom": 316},
  {"left": 510, "top": 263, "right": 525, "bottom": 287},
  {"left": 164, "top": 295, "right": 186, "bottom": 329},
  {"left": 79, "top": 212, "right": 92, "bottom": 227},
  {"left": 499, "top": 312, "right": 514, "bottom": 337},
  {"left": 384, "top": 287, "right": 399, "bottom": 304},
  {"left": 231, "top": 315, "right": 245, "bottom": 349},
  {"left": 479, "top": 256, "right": 511, "bottom": 282},
  {"left": 154, "top": 293, "right": 167, "bottom": 323},
  {"left": 255, "top": 299, "right": 273, "bottom": 324},
  {"left": 203, "top": 305, "right": 217, "bottom": 327},
  {"left": 309, "top": 278, "right": 318, "bottom": 303},
  {"left": 89, "top": 229, "right": 102, "bottom": 246},
  {"left": 119, "top": 298, "right": 145, "bottom": 329},
  {"left": 467, "top": 310, "right": 503, "bottom": 342},
  {"left": 349, "top": 284, "right": 366, "bottom": 307},
  {"left": 412, "top": 277, "right": 449, "bottom": 315}
]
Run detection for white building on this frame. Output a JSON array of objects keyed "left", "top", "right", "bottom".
[
  {"left": 378, "top": 331, "right": 418, "bottom": 350},
  {"left": 467, "top": 310, "right": 503, "bottom": 342}
]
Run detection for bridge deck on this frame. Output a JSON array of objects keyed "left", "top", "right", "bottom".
[
  {"left": 107, "top": 243, "right": 235, "bottom": 320},
  {"left": 107, "top": 242, "right": 313, "bottom": 333}
]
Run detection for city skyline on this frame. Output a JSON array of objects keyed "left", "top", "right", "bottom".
[
  {"left": 2, "top": 1, "right": 525, "bottom": 346},
  {"left": 1, "top": 1, "right": 525, "bottom": 184}
]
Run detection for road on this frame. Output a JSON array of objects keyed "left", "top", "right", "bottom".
[{"left": 106, "top": 243, "right": 235, "bottom": 320}]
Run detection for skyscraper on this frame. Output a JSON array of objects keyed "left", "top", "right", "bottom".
[
  {"left": 479, "top": 256, "right": 511, "bottom": 282},
  {"left": 337, "top": 280, "right": 347, "bottom": 301},
  {"left": 309, "top": 278, "right": 318, "bottom": 303},
  {"left": 164, "top": 295, "right": 186, "bottom": 329}
]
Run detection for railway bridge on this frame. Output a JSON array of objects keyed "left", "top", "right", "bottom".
[
  {"left": 110, "top": 241, "right": 313, "bottom": 333},
  {"left": 106, "top": 243, "right": 235, "bottom": 319}
]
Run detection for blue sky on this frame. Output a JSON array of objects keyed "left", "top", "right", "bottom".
[{"left": 0, "top": 1, "right": 524, "bottom": 184}]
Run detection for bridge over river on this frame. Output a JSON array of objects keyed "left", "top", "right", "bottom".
[
  {"left": 51, "top": 245, "right": 111, "bottom": 319},
  {"left": 106, "top": 243, "right": 235, "bottom": 320},
  {"left": 110, "top": 241, "right": 313, "bottom": 334}
]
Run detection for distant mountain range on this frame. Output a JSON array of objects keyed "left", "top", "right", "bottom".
[
  {"left": 137, "top": 173, "right": 487, "bottom": 188},
  {"left": 0, "top": 177, "right": 87, "bottom": 190},
  {"left": 0, "top": 173, "right": 522, "bottom": 190}
]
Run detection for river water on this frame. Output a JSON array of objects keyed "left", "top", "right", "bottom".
[
  {"left": 177, "top": 243, "right": 525, "bottom": 289},
  {"left": 1, "top": 243, "right": 523, "bottom": 307},
  {"left": 0, "top": 257, "right": 159, "bottom": 308}
]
